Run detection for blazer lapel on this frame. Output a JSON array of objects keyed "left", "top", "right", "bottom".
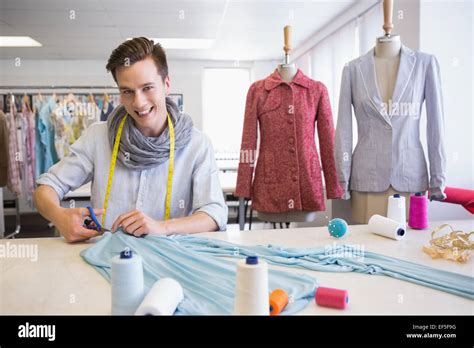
[
  {"left": 390, "top": 45, "right": 417, "bottom": 111},
  {"left": 358, "top": 48, "right": 392, "bottom": 126}
]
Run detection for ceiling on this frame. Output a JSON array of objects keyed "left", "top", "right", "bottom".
[{"left": 0, "top": 0, "right": 358, "bottom": 61}]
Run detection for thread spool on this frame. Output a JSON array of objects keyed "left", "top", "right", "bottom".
[
  {"left": 269, "top": 289, "right": 289, "bottom": 316},
  {"left": 368, "top": 214, "right": 406, "bottom": 241},
  {"left": 328, "top": 218, "right": 348, "bottom": 239},
  {"left": 111, "top": 249, "right": 144, "bottom": 315},
  {"left": 409, "top": 192, "right": 429, "bottom": 229},
  {"left": 315, "top": 287, "right": 348, "bottom": 310},
  {"left": 387, "top": 193, "right": 406, "bottom": 225},
  {"left": 135, "top": 278, "right": 184, "bottom": 315},
  {"left": 234, "top": 256, "right": 269, "bottom": 315}
]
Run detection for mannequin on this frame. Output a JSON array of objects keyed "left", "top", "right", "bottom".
[
  {"left": 258, "top": 26, "right": 319, "bottom": 224},
  {"left": 351, "top": 2, "right": 409, "bottom": 223}
]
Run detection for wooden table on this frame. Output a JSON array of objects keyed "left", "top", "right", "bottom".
[{"left": 1, "top": 219, "right": 473, "bottom": 315}]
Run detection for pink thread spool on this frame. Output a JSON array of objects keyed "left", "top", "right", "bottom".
[
  {"left": 409, "top": 192, "right": 428, "bottom": 229},
  {"left": 315, "top": 287, "right": 348, "bottom": 310}
]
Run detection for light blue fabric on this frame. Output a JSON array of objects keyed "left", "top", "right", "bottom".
[
  {"left": 81, "top": 232, "right": 474, "bottom": 316},
  {"left": 35, "top": 97, "right": 59, "bottom": 177},
  {"left": 81, "top": 231, "right": 317, "bottom": 315},
  {"left": 172, "top": 235, "right": 474, "bottom": 300}
]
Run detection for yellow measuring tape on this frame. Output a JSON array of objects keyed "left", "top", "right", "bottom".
[{"left": 101, "top": 112, "right": 175, "bottom": 227}]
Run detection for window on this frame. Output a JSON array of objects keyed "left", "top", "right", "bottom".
[{"left": 202, "top": 68, "right": 251, "bottom": 158}]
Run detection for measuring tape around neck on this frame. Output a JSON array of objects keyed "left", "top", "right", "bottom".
[{"left": 101, "top": 112, "right": 175, "bottom": 227}]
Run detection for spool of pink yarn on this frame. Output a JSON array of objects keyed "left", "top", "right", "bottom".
[
  {"left": 409, "top": 192, "right": 428, "bottom": 229},
  {"left": 315, "top": 287, "right": 348, "bottom": 309}
]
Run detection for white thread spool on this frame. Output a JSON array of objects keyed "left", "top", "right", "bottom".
[
  {"left": 368, "top": 214, "right": 406, "bottom": 241},
  {"left": 111, "top": 249, "right": 144, "bottom": 315},
  {"left": 135, "top": 278, "right": 184, "bottom": 315},
  {"left": 234, "top": 256, "right": 269, "bottom": 315},
  {"left": 387, "top": 193, "right": 406, "bottom": 225}
]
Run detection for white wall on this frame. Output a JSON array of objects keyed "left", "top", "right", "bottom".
[{"left": 419, "top": 0, "right": 474, "bottom": 220}]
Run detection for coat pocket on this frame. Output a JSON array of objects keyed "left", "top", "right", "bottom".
[
  {"left": 260, "top": 92, "right": 281, "bottom": 115},
  {"left": 351, "top": 149, "right": 376, "bottom": 183},
  {"left": 263, "top": 153, "right": 278, "bottom": 184},
  {"left": 403, "top": 148, "right": 428, "bottom": 178}
]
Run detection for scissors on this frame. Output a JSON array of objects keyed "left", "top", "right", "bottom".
[{"left": 83, "top": 206, "right": 111, "bottom": 233}]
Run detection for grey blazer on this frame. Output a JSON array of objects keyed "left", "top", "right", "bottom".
[{"left": 335, "top": 45, "right": 446, "bottom": 200}]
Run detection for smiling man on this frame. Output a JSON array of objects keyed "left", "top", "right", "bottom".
[{"left": 34, "top": 37, "right": 228, "bottom": 242}]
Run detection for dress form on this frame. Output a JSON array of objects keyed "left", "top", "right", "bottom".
[
  {"left": 351, "top": 35, "right": 411, "bottom": 224},
  {"left": 258, "top": 26, "right": 319, "bottom": 225}
]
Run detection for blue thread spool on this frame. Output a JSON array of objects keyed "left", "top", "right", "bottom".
[{"left": 328, "top": 218, "right": 348, "bottom": 238}]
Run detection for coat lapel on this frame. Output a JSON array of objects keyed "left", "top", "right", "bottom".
[
  {"left": 358, "top": 48, "right": 392, "bottom": 126},
  {"left": 391, "top": 45, "right": 417, "bottom": 108}
]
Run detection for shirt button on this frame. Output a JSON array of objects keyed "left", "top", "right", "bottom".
[
  {"left": 289, "top": 147, "right": 295, "bottom": 153},
  {"left": 287, "top": 119, "right": 293, "bottom": 124},
  {"left": 290, "top": 167, "right": 297, "bottom": 173},
  {"left": 288, "top": 137, "right": 294, "bottom": 144},
  {"left": 292, "top": 175, "right": 298, "bottom": 182}
]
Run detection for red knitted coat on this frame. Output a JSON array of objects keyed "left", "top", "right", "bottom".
[{"left": 235, "top": 69, "right": 343, "bottom": 212}]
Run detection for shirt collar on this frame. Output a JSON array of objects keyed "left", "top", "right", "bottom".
[{"left": 264, "top": 68, "right": 311, "bottom": 90}]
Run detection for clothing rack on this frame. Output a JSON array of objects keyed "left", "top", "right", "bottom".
[{"left": 0, "top": 88, "right": 118, "bottom": 238}]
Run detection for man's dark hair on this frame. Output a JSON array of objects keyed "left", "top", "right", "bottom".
[{"left": 106, "top": 37, "right": 168, "bottom": 82}]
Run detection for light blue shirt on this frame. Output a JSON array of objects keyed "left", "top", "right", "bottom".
[{"left": 37, "top": 122, "right": 228, "bottom": 231}]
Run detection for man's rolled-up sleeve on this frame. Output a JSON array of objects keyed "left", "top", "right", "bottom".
[
  {"left": 192, "top": 134, "right": 228, "bottom": 231},
  {"left": 36, "top": 125, "right": 95, "bottom": 200}
]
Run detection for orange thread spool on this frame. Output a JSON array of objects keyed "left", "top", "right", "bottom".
[{"left": 269, "top": 289, "right": 289, "bottom": 316}]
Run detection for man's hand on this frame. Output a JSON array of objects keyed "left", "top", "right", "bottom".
[
  {"left": 53, "top": 207, "right": 104, "bottom": 243},
  {"left": 111, "top": 209, "right": 168, "bottom": 237}
]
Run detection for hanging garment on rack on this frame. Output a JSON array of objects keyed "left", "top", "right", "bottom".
[
  {"left": 100, "top": 101, "right": 114, "bottom": 122},
  {"left": 85, "top": 101, "right": 101, "bottom": 127},
  {"left": 235, "top": 69, "right": 342, "bottom": 213},
  {"left": 335, "top": 45, "right": 446, "bottom": 200},
  {"left": 19, "top": 104, "right": 36, "bottom": 205},
  {"left": 51, "top": 101, "right": 79, "bottom": 159},
  {"left": 0, "top": 110, "right": 9, "bottom": 187},
  {"left": 35, "top": 96, "right": 59, "bottom": 177},
  {"left": 6, "top": 105, "right": 22, "bottom": 196}
]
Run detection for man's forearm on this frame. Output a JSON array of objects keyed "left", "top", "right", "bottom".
[
  {"left": 33, "top": 185, "right": 64, "bottom": 224},
  {"left": 164, "top": 211, "right": 219, "bottom": 235}
]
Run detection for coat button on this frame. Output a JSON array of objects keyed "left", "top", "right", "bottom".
[{"left": 288, "top": 137, "right": 294, "bottom": 144}]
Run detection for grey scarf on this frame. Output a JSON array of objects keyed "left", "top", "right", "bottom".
[{"left": 107, "top": 97, "right": 193, "bottom": 170}]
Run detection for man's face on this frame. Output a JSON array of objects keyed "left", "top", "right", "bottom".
[{"left": 116, "top": 56, "right": 170, "bottom": 137}]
